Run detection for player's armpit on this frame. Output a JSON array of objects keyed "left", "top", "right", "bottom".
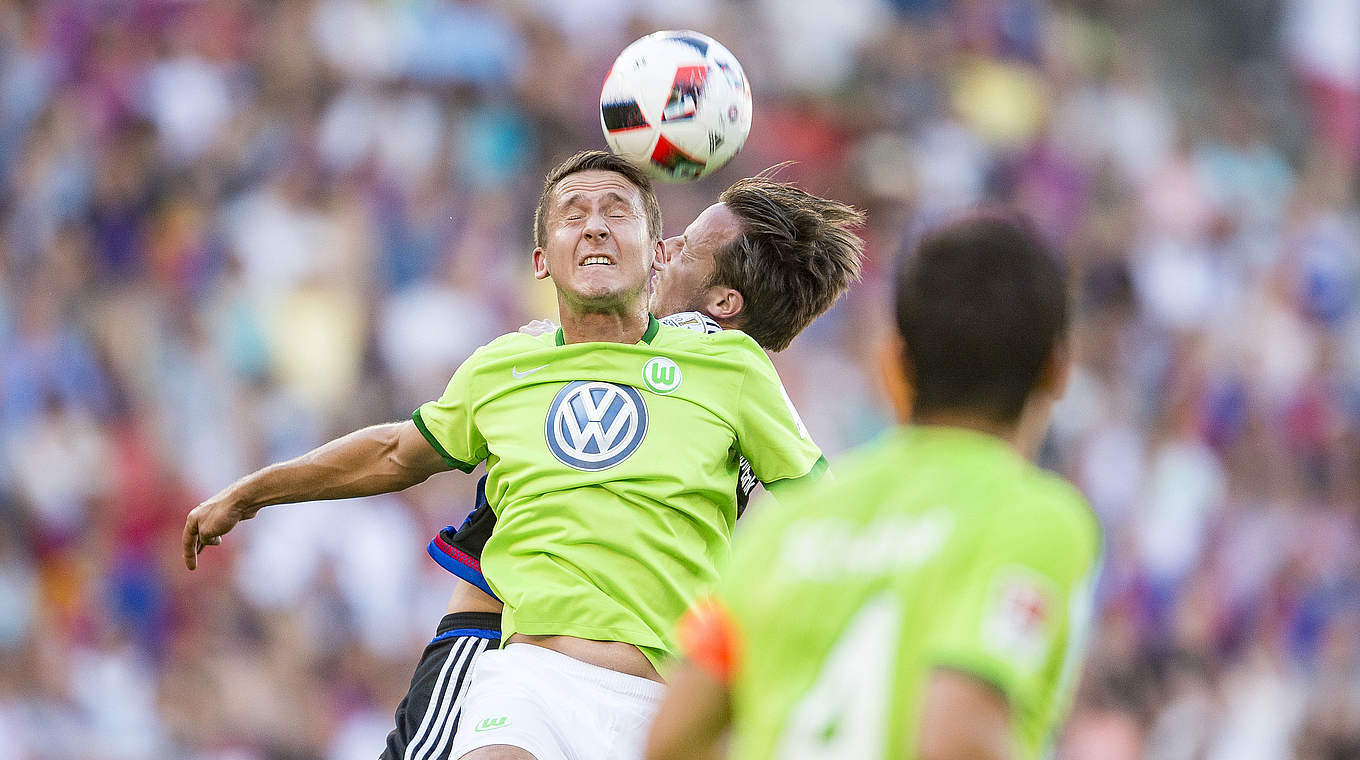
[
  {"left": 644, "top": 660, "right": 731, "bottom": 760},
  {"left": 917, "top": 668, "right": 1015, "bottom": 760}
]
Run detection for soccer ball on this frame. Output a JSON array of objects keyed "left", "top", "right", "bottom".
[{"left": 600, "top": 30, "right": 752, "bottom": 182}]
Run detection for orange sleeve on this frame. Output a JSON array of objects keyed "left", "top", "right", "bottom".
[{"left": 676, "top": 597, "right": 741, "bottom": 684}]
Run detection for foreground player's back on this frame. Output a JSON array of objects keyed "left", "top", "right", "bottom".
[{"left": 715, "top": 425, "right": 1100, "bottom": 759}]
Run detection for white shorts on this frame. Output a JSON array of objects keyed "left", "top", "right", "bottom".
[{"left": 448, "top": 643, "right": 665, "bottom": 760}]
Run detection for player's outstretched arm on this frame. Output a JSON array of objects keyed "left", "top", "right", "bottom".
[
  {"left": 644, "top": 660, "right": 730, "bottom": 760},
  {"left": 917, "top": 669, "right": 1015, "bottom": 760},
  {"left": 182, "top": 420, "right": 448, "bottom": 570}
]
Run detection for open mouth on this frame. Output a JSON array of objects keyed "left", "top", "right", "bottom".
[{"left": 580, "top": 256, "right": 614, "bottom": 267}]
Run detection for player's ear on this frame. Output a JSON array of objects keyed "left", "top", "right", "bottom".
[
  {"left": 532, "top": 247, "right": 550, "bottom": 280},
  {"left": 1037, "top": 334, "right": 1072, "bottom": 398},
  {"left": 652, "top": 240, "right": 666, "bottom": 272},
  {"left": 877, "top": 333, "right": 914, "bottom": 424},
  {"left": 705, "top": 285, "right": 743, "bottom": 323},
  {"left": 1013, "top": 335, "right": 1072, "bottom": 459}
]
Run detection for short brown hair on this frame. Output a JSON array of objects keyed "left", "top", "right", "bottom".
[
  {"left": 896, "top": 212, "right": 1068, "bottom": 424},
  {"left": 712, "top": 174, "right": 865, "bottom": 351},
  {"left": 534, "top": 151, "right": 663, "bottom": 248}
]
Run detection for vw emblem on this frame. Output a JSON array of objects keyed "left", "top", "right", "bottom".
[{"left": 545, "top": 381, "right": 648, "bottom": 471}]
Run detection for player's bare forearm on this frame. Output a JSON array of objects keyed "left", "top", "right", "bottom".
[
  {"left": 182, "top": 421, "right": 447, "bottom": 569},
  {"left": 236, "top": 422, "right": 447, "bottom": 506},
  {"left": 917, "top": 669, "right": 1015, "bottom": 760},
  {"left": 645, "top": 661, "right": 730, "bottom": 760}
]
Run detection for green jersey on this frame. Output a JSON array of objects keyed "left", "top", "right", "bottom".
[
  {"left": 696, "top": 426, "right": 1100, "bottom": 759},
  {"left": 414, "top": 316, "right": 824, "bottom": 667}
]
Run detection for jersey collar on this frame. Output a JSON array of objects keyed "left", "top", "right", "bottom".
[
  {"left": 554, "top": 314, "right": 660, "bottom": 346},
  {"left": 641, "top": 313, "right": 660, "bottom": 343}
]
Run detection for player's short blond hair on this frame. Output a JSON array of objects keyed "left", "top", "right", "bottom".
[{"left": 534, "top": 151, "right": 663, "bottom": 249}]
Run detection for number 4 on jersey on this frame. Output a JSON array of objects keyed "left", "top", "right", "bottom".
[{"left": 774, "top": 594, "right": 901, "bottom": 759}]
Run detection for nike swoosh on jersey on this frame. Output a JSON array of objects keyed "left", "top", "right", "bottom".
[{"left": 512, "top": 364, "right": 550, "bottom": 379}]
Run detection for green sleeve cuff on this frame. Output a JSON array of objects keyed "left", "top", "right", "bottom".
[
  {"left": 764, "top": 455, "right": 830, "bottom": 497},
  {"left": 929, "top": 653, "right": 1021, "bottom": 705},
  {"left": 807, "top": 455, "right": 830, "bottom": 481},
  {"left": 411, "top": 408, "right": 477, "bottom": 473}
]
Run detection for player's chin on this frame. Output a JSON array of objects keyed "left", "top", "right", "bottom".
[{"left": 568, "top": 280, "right": 644, "bottom": 310}]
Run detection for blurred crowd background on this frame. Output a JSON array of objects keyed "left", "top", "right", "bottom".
[{"left": 0, "top": 0, "right": 1357, "bottom": 757}]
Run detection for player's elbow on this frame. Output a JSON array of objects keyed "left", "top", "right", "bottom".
[{"left": 378, "top": 421, "right": 447, "bottom": 485}]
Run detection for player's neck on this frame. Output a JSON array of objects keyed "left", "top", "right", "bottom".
[
  {"left": 710, "top": 314, "right": 738, "bottom": 332},
  {"left": 913, "top": 402, "right": 1054, "bottom": 460},
  {"left": 912, "top": 411, "right": 1019, "bottom": 449},
  {"left": 557, "top": 303, "right": 651, "bottom": 344}
]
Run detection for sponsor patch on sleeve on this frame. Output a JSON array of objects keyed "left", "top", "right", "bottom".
[{"left": 980, "top": 567, "right": 1058, "bottom": 673}]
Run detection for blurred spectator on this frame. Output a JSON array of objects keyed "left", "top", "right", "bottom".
[
  {"left": 0, "top": 1, "right": 1355, "bottom": 757},
  {"left": 1284, "top": 0, "right": 1360, "bottom": 166}
]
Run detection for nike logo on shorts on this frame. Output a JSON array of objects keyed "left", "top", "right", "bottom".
[{"left": 512, "top": 364, "right": 549, "bottom": 379}]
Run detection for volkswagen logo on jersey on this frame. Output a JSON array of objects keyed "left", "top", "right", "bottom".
[{"left": 545, "top": 381, "right": 648, "bottom": 471}]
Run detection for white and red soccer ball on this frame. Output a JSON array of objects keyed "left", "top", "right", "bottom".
[{"left": 600, "top": 30, "right": 752, "bottom": 182}]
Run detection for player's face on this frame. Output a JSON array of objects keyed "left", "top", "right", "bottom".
[
  {"left": 649, "top": 202, "right": 743, "bottom": 318},
  {"left": 533, "top": 170, "right": 660, "bottom": 312}
]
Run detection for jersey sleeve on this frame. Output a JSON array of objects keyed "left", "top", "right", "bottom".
[
  {"left": 732, "top": 341, "right": 825, "bottom": 485},
  {"left": 412, "top": 351, "right": 488, "bottom": 472},
  {"left": 925, "top": 494, "right": 1101, "bottom": 726}
]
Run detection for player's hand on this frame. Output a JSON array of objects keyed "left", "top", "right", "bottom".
[
  {"left": 519, "top": 318, "right": 557, "bottom": 337},
  {"left": 182, "top": 490, "right": 250, "bottom": 570}
]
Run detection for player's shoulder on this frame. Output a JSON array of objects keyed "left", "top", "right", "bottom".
[
  {"left": 998, "top": 465, "right": 1102, "bottom": 558},
  {"left": 660, "top": 310, "right": 723, "bottom": 334},
  {"left": 708, "top": 327, "right": 764, "bottom": 354},
  {"left": 657, "top": 321, "right": 765, "bottom": 358},
  {"left": 1020, "top": 468, "right": 1096, "bottom": 529},
  {"left": 447, "top": 331, "right": 556, "bottom": 387},
  {"left": 909, "top": 428, "right": 1096, "bottom": 543},
  {"left": 776, "top": 434, "right": 904, "bottom": 517},
  {"left": 470, "top": 330, "right": 556, "bottom": 360}
]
